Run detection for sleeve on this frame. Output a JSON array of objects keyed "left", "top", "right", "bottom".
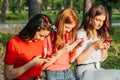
[
  {"left": 76, "top": 30, "right": 87, "bottom": 57},
  {"left": 4, "top": 39, "right": 17, "bottom": 64}
]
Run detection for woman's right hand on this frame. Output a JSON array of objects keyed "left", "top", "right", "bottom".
[
  {"left": 42, "top": 55, "right": 57, "bottom": 70},
  {"left": 92, "top": 40, "right": 104, "bottom": 49},
  {"left": 31, "top": 55, "right": 49, "bottom": 66}
]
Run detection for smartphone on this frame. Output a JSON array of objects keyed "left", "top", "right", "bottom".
[{"left": 104, "top": 38, "right": 112, "bottom": 43}]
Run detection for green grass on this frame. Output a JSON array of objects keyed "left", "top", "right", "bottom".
[
  {"left": 110, "top": 26, "right": 120, "bottom": 43},
  {"left": 112, "top": 12, "right": 120, "bottom": 23},
  {"left": 101, "top": 26, "right": 120, "bottom": 69},
  {"left": 1, "top": 11, "right": 119, "bottom": 24}
]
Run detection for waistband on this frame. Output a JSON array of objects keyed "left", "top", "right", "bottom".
[{"left": 75, "top": 62, "right": 97, "bottom": 68}]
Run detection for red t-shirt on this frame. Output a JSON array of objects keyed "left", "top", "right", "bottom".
[{"left": 4, "top": 36, "right": 44, "bottom": 79}]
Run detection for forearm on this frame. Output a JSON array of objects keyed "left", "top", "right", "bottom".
[
  {"left": 76, "top": 44, "right": 95, "bottom": 64},
  {"left": 69, "top": 50, "right": 76, "bottom": 63},
  {"left": 4, "top": 61, "right": 35, "bottom": 80},
  {"left": 101, "top": 49, "right": 108, "bottom": 60},
  {"left": 57, "top": 38, "right": 83, "bottom": 59}
]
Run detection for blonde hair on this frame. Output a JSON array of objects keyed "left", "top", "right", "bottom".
[{"left": 54, "top": 8, "right": 79, "bottom": 52}]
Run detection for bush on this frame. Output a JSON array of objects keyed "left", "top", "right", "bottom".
[
  {"left": 6, "top": 14, "right": 18, "bottom": 20},
  {"left": 6, "top": 12, "right": 28, "bottom": 20},
  {"left": 0, "top": 32, "right": 14, "bottom": 47}
]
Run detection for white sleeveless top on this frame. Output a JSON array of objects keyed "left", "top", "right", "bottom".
[{"left": 76, "top": 29, "right": 107, "bottom": 69}]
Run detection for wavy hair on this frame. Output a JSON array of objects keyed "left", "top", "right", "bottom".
[
  {"left": 54, "top": 8, "right": 79, "bottom": 52},
  {"left": 80, "top": 4, "right": 110, "bottom": 39}
]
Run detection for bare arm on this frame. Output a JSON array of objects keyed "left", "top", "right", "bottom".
[
  {"left": 69, "top": 38, "right": 84, "bottom": 63},
  {"left": 4, "top": 56, "right": 48, "bottom": 80},
  {"left": 42, "top": 38, "right": 83, "bottom": 69},
  {"left": 76, "top": 40, "right": 103, "bottom": 64},
  {"left": 101, "top": 42, "right": 110, "bottom": 60}
]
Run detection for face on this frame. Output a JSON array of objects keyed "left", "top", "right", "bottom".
[
  {"left": 33, "top": 29, "right": 50, "bottom": 41},
  {"left": 94, "top": 15, "right": 106, "bottom": 30},
  {"left": 64, "top": 23, "right": 76, "bottom": 32}
]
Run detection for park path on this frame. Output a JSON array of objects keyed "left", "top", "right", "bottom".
[{"left": 0, "top": 23, "right": 120, "bottom": 27}]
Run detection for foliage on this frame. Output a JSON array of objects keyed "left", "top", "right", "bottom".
[
  {"left": 112, "top": 13, "right": 120, "bottom": 23},
  {"left": 73, "top": 0, "right": 84, "bottom": 13},
  {"left": 0, "top": 32, "right": 14, "bottom": 47},
  {"left": 101, "top": 26, "right": 120, "bottom": 69},
  {"left": 95, "top": 0, "right": 120, "bottom": 8},
  {"left": 6, "top": 12, "right": 28, "bottom": 20},
  {"left": 9, "top": 0, "right": 27, "bottom": 14},
  {"left": 101, "top": 54, "right": 120, "bottom": 69},
  {"left": 110, "top": 27, "right": 120, "bottom": 43}
]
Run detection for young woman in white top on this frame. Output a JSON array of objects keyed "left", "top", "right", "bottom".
[{"left": 72, "top": 4, "right": 120, "bottom": 80}]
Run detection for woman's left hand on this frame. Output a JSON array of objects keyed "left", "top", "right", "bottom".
[
  {"left": 42, "top": 55, "right": 57, "bottom": 70},
  {"left": 102, "top": 42, "right": 110, "bottom": 50}
]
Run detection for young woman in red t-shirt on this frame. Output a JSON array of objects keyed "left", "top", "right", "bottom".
[{"left": 4, "top": 14, "right": 56, "bottom": 80}]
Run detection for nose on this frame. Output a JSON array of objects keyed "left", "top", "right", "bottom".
[{"left": 99, "top": 21, "right": 103, "bottom": 26}]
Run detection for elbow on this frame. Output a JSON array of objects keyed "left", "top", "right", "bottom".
[
  {"left": 4, "top": 74, "right": 13, "bottom": 80},
  {"left": 76, "top": 57, "right": 85, "bottom": 64},
  {"left": 4, "top": 71, "right": 15, "bottom": 80}
]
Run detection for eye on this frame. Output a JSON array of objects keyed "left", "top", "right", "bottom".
[{"left": 39, "top": 34, "right": 45, "bottom": 37}]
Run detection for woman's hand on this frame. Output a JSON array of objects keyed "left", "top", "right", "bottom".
[
  {"left": 67, "top": 38, "right": 84, "bottom": 52},
  {"left": 102, "top": 42, "right": 110, "bottom": 50},
  {"left": 42, "top": 55, "right": 57, "bottom": 70},
  {"left": 92, "top": 40, "right": 104, "bottom": 49},
  {"left": 31, "top": 55, "right": 49, "bottom": 66}
]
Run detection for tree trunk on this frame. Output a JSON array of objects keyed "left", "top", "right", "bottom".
[
  {"left": 106, "top": 6, "right": 112, "bottom": 33},
  {"left": 83, "top": 0, "right": 92, "bottom": 17},
  {"left": 28, "top": 0, "right": 42, "bottom": 19},
  {"left": 1, "top": 0, "right": 8, "bottom": 23},
  {"left": 43, "top": 0, "right": 47, "bottom": 10},
  {"left": 66, "top": 0, "right": 71, "bottom": 8}
]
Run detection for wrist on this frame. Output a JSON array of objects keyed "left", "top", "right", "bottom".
[{"left": 29, "top": 60, "right": 36, "bottom": 66}]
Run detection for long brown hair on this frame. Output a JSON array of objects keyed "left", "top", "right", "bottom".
[
  {"left": 80, "top": 4, "right": 110, "bottom": 39},
  {"left": 54, "top": 8, "right": 79, "bottom": 52},
  {"left": 18, "top": 14, "right": 52, "bottom": 41}
]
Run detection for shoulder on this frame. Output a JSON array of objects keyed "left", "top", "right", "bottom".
[
  {"left": 78, "top": 29, "right": 86, "bottom": 34},
  {"left": 7, "top": 36, "right": 22, "bottom": 46},
  {"left": 77, "top": 29, "right": 86, "bottom": 38}
]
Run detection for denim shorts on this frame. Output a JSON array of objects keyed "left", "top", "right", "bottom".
[{"left": 45, "top": 68, "right": 75, "bottom": 80}]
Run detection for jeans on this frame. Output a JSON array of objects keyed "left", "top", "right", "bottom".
[
  {"left": 45, "top": 68, "right": 75, "bottom": 80},
  {"left": 74, "top": 64, "right": 120, "bottom": 80},
  {"left": 74, "top": 63, "right": 97, "bottom": 80}
]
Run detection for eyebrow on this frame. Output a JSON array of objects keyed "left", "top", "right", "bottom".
[
  {"left": 39, "top": 34, "right": 45, "bottom": 37},
  {"left": 65, "top": 26, "right": 71, "bottom": 28}
]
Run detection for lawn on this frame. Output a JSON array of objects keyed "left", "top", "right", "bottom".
[{"left": 0, "top": 11, "right": 120, "bottom": 24}]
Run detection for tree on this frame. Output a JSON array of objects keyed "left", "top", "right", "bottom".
[
  {"left": 83, "top": 0, "right": 93, "bottom": 16},
  {"left": 73, "top": 0, "right": 84, "bottom": 13},
  {"left": 28, "top": 0, "right": 42, "bottom": 19},
  {"left": 1, "top": 0, "right": 8, "bottom": 23},
  {"left": 66, "top": 0, "right": 72, "bottom": 8}
]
